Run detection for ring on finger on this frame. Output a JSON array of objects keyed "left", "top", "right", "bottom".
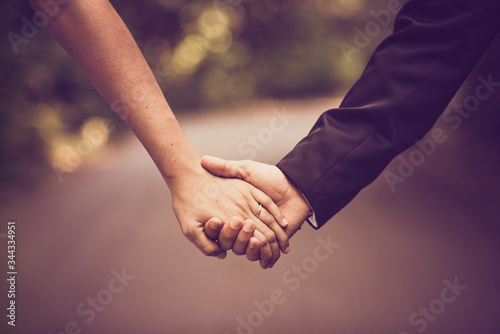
[{"left": 256, "top": 203, "right": 262, "bottom": 218}]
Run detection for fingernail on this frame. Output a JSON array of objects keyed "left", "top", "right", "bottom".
[
  {"left": 282, "top": 218, "right": 289, "bottom": 227},
  {"left": 210, "top": 221, "right": 219, "bottom": 230},
  {"left": 284, "top": 246, "right": 291, "bottom": 254},
  {"left": 230, "top": 218, "right": 242, "bottom": 230}
]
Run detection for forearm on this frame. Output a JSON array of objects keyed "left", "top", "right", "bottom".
[
  {"left": 29, "top": 0, "right": 288, "bottom": 265},
  {"left": 29, "top": 0, "right": 199, "bottom": 187},
  {"left": 277, "top": 0, "right": 500, "bottom": 227}
]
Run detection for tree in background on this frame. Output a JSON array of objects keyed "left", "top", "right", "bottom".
[{"left": 1, "top": 0, "right": 401, "bottom": 189}]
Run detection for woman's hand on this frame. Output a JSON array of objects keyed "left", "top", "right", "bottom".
[
  {"left": 169, "top": 167, "right": 289, "bottom": 269},
  {"left": 27, "top": 0, "right": 289, "bottom": 269}
]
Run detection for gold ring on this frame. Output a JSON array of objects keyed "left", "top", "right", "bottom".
[{"left": 256, "top": 204, "right": 262, "bottom": 218}]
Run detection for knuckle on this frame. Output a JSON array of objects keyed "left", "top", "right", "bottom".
[
  {"left": 182, "top": 225, "right": 197, "bottom": 240},
  {"left": 263, "top": 216, "right": 277, "bottom": 228},
  {"left": 233, "top": 248, "right": 245, "bottom": 256},
  {"left": 264, "top": 231, "right": 277, "bottom": 244},
  {"left": 261, "top": 196, "right": 273, "bottom": 207},
  {"left": 201, "top": 246, "right": 218, "bottom": 257},
  {"left": 246, "top": 254, "right": 259, "bottom": 262},
  {"left": 258, "top": 237, "right": 268, "bottom": 248},
  {"left": 219, "top": 238, "right": 233, "bottom": 250},
  {"left": 235, "top": 165, "right": 249, "bottom": 179},
  {"left": 275, "top": 231, "right": 288, "bottom": 243},
  {"left": 260, "top": 251, "right": 271, "bottom": 261}
]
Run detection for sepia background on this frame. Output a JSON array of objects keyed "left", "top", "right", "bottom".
[{"left": 1, "top": 0, "right": 500, "bottom": 333}]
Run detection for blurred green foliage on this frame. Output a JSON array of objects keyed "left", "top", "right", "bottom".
[{"left": 1, "top": 0, "right": 397, "bottom": 188}]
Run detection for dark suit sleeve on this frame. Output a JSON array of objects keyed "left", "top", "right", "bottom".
[{"left": 276, "top": 0, "right": 500, "bottom": 228}]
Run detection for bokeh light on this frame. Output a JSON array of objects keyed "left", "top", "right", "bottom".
[{"left": 2, "top": 0, "right": 391, "bottom": 187}]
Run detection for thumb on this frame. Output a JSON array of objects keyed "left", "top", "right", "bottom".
[
  {"left": 186, "top": 221, "right": 227, "bottom": 259},
  {"left": 201, "top": 155, "right": 247, "bottom": 179}
]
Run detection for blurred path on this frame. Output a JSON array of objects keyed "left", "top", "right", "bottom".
[{"left": 1, "top": 97, "right": 499, "bottom": 334}]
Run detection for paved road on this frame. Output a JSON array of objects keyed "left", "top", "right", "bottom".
[{"left": 1, "top": 98, "right": 499, "bottom": 334}]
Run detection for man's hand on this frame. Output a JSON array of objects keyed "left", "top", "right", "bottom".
[
  {"left": 204, "top": 217, "right": 262, "bottom": 262},
  {"left": 201, "top": 156, "right": 312, "bottom": 239},
  {"left": 170, "top": 167, "right": 289, "bottom": 269}
]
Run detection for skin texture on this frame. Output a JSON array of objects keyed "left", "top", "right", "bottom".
[
  {"left": 201, "top": 156, "right": 313, "bottom": 256},
  {"left": 29, "top": 0, "right": 288, "bottom": 268}
]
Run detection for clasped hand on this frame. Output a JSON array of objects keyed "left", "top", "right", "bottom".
[{"left": 172, "top": 157, "right": 312, "bottom": 269}]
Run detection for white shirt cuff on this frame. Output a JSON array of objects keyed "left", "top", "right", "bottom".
[{"left": 296, "top": 188, "right": 319, "bottom": 229}]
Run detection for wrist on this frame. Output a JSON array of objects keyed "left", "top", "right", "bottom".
[
  {"left": 279, "top": 173, "right": 313, "bottom": 236},
  {"left": 284, "top": 175, "right": 313, "bottom": 218},
  {"left": 163, "top": 161, "right": 204, "bottom": 191}
]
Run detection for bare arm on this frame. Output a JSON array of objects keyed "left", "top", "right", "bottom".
[
  {"left": 30, "top": 0, "right": 193, "bottom": 181},
  {"left": 29, "top": 0, "right": 289, "bottom": 268}
]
